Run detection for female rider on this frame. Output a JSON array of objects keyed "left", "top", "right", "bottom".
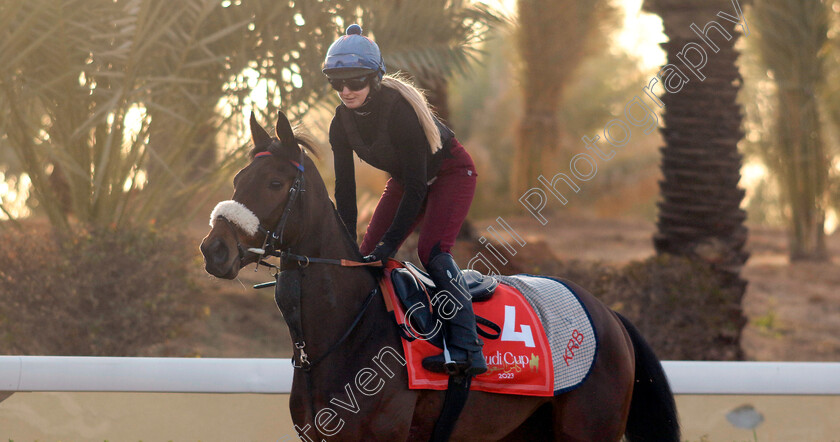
[{"left": 323, "top": 24, "right": 486, "bottom": 376}]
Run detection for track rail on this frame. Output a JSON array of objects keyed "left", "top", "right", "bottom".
[{"left": 1, "top": 357, "right": 838, "bottom": 395}]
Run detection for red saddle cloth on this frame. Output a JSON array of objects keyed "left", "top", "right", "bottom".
[{"left": 380, "top": 261, "right": 554, "bottom": 397}]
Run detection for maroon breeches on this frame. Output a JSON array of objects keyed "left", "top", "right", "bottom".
[{"left": 360, "top": 140, "right": 477, "bottom": 267}]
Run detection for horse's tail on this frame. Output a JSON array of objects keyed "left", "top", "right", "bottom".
[{"left": 616, "top": 312, "right": 680, "bottom": 442}]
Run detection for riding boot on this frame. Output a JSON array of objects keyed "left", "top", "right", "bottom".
[{"left": 421, "top": 253, "right": 487, "bottom": 376}]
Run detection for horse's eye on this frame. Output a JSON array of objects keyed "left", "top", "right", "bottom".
[{"left": 270, "top": 181, "right": 285, "bottom": 190}]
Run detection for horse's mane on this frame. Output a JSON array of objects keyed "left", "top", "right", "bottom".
[{"left": 330, "top": 205, "right": 365, "bottom": 262}]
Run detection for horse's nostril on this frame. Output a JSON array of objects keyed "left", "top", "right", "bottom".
[
  {"left": 210, "top": 238, "right": 228, "bottom": 265},
  {"left": 201, "top": 237, "right": 229, "bottom": 269}
]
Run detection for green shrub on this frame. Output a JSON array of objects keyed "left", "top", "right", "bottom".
[{"left": 0, "top": 224, "right": 197, "bottom": 355}]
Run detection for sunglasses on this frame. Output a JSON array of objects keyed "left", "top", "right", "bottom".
[{"left": 329, "top": 75, "right": 371, "bottom": 92}]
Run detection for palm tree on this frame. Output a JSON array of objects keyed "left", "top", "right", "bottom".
[
  {"left": 0, "top": 0, "right": 500, "bottom": 233},
  {"left": 750, "top": 0, "right": 833, "bottom": 261},
  {"left": 512, "top": 0, "right": 616, "bottom": 198},
  {"left": 643, "top": 0, "right": 750, "bottom": 282},
  {"left": 641, "top": 0, "right": 751, "bottom": 359},
  {"left": 0, "top": 0, "right": 341, "bottom": 232}
]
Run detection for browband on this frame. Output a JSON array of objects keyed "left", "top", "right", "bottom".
[{"left": 254, "top": 151, "right": 304, "bottom": 172}]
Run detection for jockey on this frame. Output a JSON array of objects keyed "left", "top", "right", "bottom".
[{"left": 324, "top": 24, "right": 486, "bottom": 376}]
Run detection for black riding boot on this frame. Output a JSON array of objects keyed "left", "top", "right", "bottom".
[{"left": 421, "top": 253, "right": 487, "bottom": 376}]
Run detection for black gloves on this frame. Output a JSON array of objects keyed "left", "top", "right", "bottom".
[{"left": 362, "top": 242, "right": 396, "bottom": 264}]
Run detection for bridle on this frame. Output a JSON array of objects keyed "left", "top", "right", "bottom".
[
  {"left": 244, "top": 148, "right": 306, "bottom": 266},
  {"left": 245, "top": 146, "right": 381, "bottom": 271},
  {"left": 210, "top": 146, "right": 306, "bottom": 272},
  {"left": 225, "top": 142, "right": 381, "bottom": 373}
]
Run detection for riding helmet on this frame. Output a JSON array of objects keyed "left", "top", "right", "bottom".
[{"left": 323, "top": 24, "right": 386, "bottom": 82}]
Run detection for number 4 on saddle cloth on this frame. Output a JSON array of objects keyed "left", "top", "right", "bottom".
[{"left": 380, "top": 260, "right": 598, "bottom": 397}]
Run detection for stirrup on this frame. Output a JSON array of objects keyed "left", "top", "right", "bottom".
[
  {"left": 442, "top": 343, "right": 455, "bottom": 373},
  {"left": 422, "top": 354, "right": 479, "bottom": 376},
  {"left": 422, "top": 342, "right": 487, "bottom": 376}
]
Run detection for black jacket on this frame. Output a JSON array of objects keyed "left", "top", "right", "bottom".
[{"left": 330, "top": 85, "right": 455, "bottom": 251}]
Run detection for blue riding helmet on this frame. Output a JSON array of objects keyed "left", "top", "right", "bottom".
[{"left": 323, "top": 24, "right": 386, "bottom": 80}]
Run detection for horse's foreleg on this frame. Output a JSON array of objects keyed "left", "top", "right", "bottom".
[
  {"left": 412, "top": 390, "right": 550, "bottom": 441},
  {"left": 355, "top": 385, "right": 419, "bottom": 441},
  {"left": 405, "top": 390, "right": 442, "bottom": 441}
]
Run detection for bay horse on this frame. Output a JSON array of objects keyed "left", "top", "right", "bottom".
[{"left": 200, "top": 111, "right": 679, "bottom": 441}]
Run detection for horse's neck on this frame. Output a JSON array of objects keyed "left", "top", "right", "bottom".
[
  {"left": 292, "top": 200, "right": 389, "bottom": 365},
  {"left": 285, "top": 186, "right": 407, "bottom": 427},
  {"left": 291, "top": 199, "right": 370, "bottom": 285}
]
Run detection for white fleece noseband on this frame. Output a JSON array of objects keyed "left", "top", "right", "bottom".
[{"left": 210, "top": 200, "right": 260, "bottom": 236}]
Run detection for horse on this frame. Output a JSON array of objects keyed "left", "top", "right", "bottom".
[{"left": 200, "top": 111, "right": 680, "bottom": 441}]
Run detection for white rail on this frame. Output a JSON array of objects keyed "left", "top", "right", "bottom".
[
  {"left": 0, "top": 357, "right": 293, "bottom": 394},
  {"left": 663, "top": 361, "right": 840, "bottom": 395},
  {"left": 0, "top": 357, "right": 838, "bottom": 395}
]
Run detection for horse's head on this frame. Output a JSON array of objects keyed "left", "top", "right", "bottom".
[{"left": 200, "top": 111, "right": 316, "bottom": 279}]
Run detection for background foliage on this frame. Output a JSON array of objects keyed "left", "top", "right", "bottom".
[
  {"left": 513, "top": 253, "right": 744, "bottom": 360},
  {"left": 743, "top": 0, "right": 839, "bottom": 260},
  {"left": 0, "top": 224, "right": 197, "bottom": 355},
  {"left": 0, "top": 0, "right": 500, "bottom": 234}
]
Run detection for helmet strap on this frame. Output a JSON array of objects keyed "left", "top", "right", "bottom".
[{"left": 369, "top": 73, "right": 382, "bottom": 92}]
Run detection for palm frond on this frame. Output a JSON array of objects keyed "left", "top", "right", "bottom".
[
  {"left": 360, "top": 0, "right": 506, "bottom": 85},
  {"left": 0, "top": 0, "right": 504, "bottom": 231}
]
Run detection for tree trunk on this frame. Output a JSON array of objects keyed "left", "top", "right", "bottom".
[
  {"left": 512, "top": 0, "right": 600, "bottom": 198},
  {"left": 645, "top": 0, "right": 750, "bottom": 278},
  {"left": 644, "top": 0, "right": 751, "bottom": 360},
  {"left": 513, "top": 106, "right": 560, "bottom": 196},
  {"left": 781, "top": 88, "right": 829, "bottom": 261},
  {"left": 747, "top": 0, "right": 832, "bottom": 261}
]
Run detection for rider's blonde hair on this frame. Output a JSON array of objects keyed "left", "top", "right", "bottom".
[{"left": 381, "top": 73, "right": 443, "bottom": 154}]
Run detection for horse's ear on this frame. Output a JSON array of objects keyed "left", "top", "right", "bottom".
[
  {"left": 250, "top": 112, "right": 272, "bottom": 149},
  {"left": 275, "top": 110, "right": 299, "bottom": 153}
]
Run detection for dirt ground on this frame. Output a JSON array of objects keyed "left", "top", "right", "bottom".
[{"left": 179, "top": 212, "right": 840, "bottom": 362}]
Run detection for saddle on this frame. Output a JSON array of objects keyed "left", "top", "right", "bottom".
[
  {"left": 386, "top": 261, "right": 500, "bottom": 347},
  {"left": 390, "top": 261, "right": 499, "bottom": 304}
]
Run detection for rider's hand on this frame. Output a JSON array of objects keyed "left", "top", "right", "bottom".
[{"left": 362, "top": 242, "right": 395, "bottom": 264}]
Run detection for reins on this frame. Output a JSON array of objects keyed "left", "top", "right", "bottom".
[
  {"left": 280, "top": 251, "right": 382, "bottom": 268},
  {"left": 243, "top": 144, "right": 381, "bottom": 374},
  {"left": 293, "top": 286, "right": 378, "bottom": 371}
]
